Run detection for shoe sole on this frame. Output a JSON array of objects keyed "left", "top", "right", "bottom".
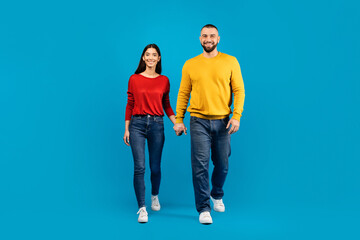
[
  {"left": 138, "top": 219, "right": 148, "bottom": 223},
  {"left": 200, "top": 222, "right": 213, "bottom": 225}
]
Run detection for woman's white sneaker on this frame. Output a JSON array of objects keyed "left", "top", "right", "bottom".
[
  {"left": 151, "top": 195, "right": 161, "bottom": 211},
  {"left": 137, "top": 207, "right": 148, "bottom": 223},
  {"left": 199, "top": 211, "right": 213, "bottom": 224},
  {"left": 210, "top": 196, "right": 225, "bottom": 212}
]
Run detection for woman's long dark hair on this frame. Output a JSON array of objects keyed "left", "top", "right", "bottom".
[{"left": 135, "top": 44, "right": 162, "bottom": 74}]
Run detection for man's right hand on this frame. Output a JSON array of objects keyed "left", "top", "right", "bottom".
[{"left": 173, "top": 123, "right": 187, "bottom": 136}]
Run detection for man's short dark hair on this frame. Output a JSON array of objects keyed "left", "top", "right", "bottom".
[{"left": 201, "top": 24, "right": 218, "bottom": 31}]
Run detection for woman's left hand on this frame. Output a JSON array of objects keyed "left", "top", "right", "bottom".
[{"left": 123, "top": 130, "right": 130, "bottom": 146}]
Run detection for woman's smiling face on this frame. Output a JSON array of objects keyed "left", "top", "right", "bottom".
[{"left": 142, "top": 47, "right": 161, "bottom": 69}]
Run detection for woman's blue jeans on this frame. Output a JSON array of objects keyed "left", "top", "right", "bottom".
[{"left": 129, "top": 115, "right": 165, "bottom": 208}]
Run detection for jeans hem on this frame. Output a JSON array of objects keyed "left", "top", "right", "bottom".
[{"left": 199, "top": 209, "right": 211, "bottom": 214}]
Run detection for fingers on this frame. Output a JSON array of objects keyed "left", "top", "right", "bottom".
[
  {"left": 176, "top": 129, "right": 184, "bottom": 136},
  {"left": 227, "top": 119, "right": 240, "bottom": 134},
  {"left": 228, "top": 125, "right": 239, "bottom": 134},
  {"left": 174, "top": 127, "right": 182, "bottom": 136},
  {"left": 228, "top": 126, "right": 236, "bottom": 134},
  {"left": 174, "top": 124, "right": 187, "bottom": 136},
  {"left": 123, "top": 135, "right": 130, "bottom": 146},
  {"left": 174, "top": 129, "right": 180, "bottom": 136}
]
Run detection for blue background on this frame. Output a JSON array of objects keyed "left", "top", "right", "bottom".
[{"left": 1, "top": 0, "right": 359, "bottom": 239}]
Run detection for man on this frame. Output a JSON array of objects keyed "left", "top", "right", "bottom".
[{"left": 173, "top": 24, "right": 245, "bottom": 224}]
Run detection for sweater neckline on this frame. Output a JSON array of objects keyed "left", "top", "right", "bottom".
[
  {"left": 137, "top": 73, "right": 162, "bottom": 79},
  {"left": 200, "top": 52, "right": 222, "bottom": 60}
]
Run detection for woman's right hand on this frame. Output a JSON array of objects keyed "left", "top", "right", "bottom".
[{"left": 123, "top": 130, "right": 130, "bottom": 146}]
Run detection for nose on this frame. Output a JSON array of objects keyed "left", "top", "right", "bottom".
[{"left": 205, "top": 37, "right": 212, "bottom": 43}]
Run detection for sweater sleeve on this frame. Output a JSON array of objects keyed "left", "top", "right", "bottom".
[
  {"left": 230, "top": 58, "right": 245, "bottom": 121},
  {"left": 125, "top": 76, "right": 134, "bottom": 121},
  {"left": 175, "top": 62, "right": 192, "bottom": 123},
  {"left": 162, "top": 77, "right": 175, "bottom": 117}
]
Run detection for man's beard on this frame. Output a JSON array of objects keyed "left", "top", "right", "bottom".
[{"left": 201, "top": 41, "right": 218, "bottom": 53}]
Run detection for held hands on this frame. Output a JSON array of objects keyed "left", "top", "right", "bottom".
[
  {"left": 173, "top": 123, "right": 187, "bottom": 136},
  {"left": 123, "top": 130, "right": 130, "bottom": 146},
  {"left": 226, "top": 118, "right": 240, "bottom": 134}
]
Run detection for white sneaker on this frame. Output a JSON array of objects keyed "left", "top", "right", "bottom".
[
  {"left": 151, "top": 195, "right": 161, "bottom": 211},
  {"left": 199, "top": 211, "right": 213, "bottom": 224},
  {"left": 137, "top": 207, "right": 148, "bottom": 223},
  {"left": 211, "top": 196, "right": 225, "bottom": 212}
]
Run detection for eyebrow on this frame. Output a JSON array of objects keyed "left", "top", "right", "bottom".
[{"left": 202, "top": 34, "right": 217, "bottom": 36}]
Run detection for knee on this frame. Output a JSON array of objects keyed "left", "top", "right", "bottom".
[
  {"left": 220, "top": 162, "right": 229, "bottom": 173},
  {"left": 214, "top": 161, "right": 228, "bottom": 174},
  {"left": 150, "top": 165, "right": 161, "bottom": 175},
  {"left": 134, "top": 166, "right": 145, "bottom": 176},
  {"left": 192, "top": 165, "right": 208, "bottom": 177}
]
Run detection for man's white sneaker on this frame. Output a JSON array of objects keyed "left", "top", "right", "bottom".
[
  {"left": 199, "top": 211, "right": 213, "bottom": 224},
  {"left": 151, "top": 195, "right": 161, "bottom": 211},
  {"left": 211, "top": 196, "right": 225, "bottom": 212},
  {"left": 137, "top": 207, "right": 148, "bottom": 223}
]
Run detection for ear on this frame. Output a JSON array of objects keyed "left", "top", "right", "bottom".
[
  {"left": 158, "top": 55, "right": 161, "bottom": 62},
  {"left": 218, "top": 36, "right": 220, "bottom": 44},
  {"left": 142, "top": 55, "right": 145, "bottom": 61}
]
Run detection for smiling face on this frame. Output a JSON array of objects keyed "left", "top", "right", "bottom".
[
  {"left": 200, "top": 27, "right": 220, "bottom": 53},
  {"left": 142, "top": 47, "right": 161, "bottom": 68}
]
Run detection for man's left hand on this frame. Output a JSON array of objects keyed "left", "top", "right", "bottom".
[{"left": 226, "top": 118, "right": 240, "bottom": 134}]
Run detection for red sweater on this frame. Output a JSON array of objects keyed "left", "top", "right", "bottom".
[{"left": 125, "top": 74, "right": 175, "bottom": 120}]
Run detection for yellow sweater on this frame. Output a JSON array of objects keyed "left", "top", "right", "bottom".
[{"left": 176, "top": 52, "right": 245, "bottom": 123}]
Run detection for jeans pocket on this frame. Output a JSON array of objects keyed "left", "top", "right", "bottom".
[
  {"left": 130, "top": 117, "right": 142, "bottom": 129},
  {"left": 190, "top": 116, "right": 198, "bottom": 123},
  {"left": 221, "top": 117, "right": 229, "bottom": 127},
  {"left": 154, "top": 117, "right": 164, "bottom": 124}
]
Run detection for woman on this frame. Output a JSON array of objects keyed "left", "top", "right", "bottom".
[{"left": 124, "top": 44, "right": 176, "bottom": 223}]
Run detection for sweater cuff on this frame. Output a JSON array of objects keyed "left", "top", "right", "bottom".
[
  {"left": 175, "top": 117, "right": 184, "bottom": 123},
  {"left": 232, "top": 113, "right": 241, "bottom": 121}
]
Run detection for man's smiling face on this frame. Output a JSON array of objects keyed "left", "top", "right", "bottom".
[{"left": 200, "top": 27, "right": 220, "bottom": 53}]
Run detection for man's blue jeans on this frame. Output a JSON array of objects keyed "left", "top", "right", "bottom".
[
  {"left": 190, "top": 116, "right": 231, "bottom": 213},
  {"left": 129, "top": 115, "right": 165, "bottom": 208}
]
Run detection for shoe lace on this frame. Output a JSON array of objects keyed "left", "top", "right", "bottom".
[
  {"left": 152, "top": 196, "right": 159, "bottom": 206},
  {"left": 201, "top": 212, "right": 211, "bottom": 218},
  {"left": 137, "top": 208, "right": 147, "bottom": 216},
  {"left": 216, "top": 199, "right": 224, "bottom": 206}
]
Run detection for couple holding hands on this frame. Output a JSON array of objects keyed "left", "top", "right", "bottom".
[{"left": 123, "top": 24, "right": 245, "bottom": 224}]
